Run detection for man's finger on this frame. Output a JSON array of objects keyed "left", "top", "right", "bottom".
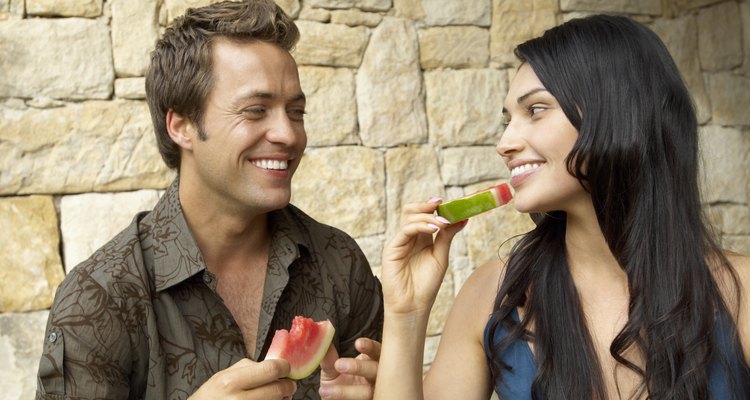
[
  {"left": 319, "top": 343, "right": 341, "bottom": 380},
  {"left": 355, "top": 338, "right": 381, "bottom": 361},
  {"left": 335, "top": 358, "right": 379, "bottom": 383},
  {"left": 320, "top": 383, "right": 374, "bottom": 400}
]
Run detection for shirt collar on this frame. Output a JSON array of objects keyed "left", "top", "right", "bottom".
[{"left": 144, "top": 178, "right": 312, "bottom": 292}]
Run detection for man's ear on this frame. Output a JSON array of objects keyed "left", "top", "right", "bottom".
[{"left": 166, "top": 108, "right": 195, "bottom": 150}]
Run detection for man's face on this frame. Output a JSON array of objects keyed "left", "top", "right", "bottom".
[{"left": 184, "top": 38, "right": 307, "bottom": 216}]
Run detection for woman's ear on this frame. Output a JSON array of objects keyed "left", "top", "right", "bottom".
[{"left": 166, "top": 108, "right": 195, "bottom": 150}]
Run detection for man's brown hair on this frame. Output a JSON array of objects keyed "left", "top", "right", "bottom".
[{"left": 145, "top": 0, "right": 300, "bottom": 169}]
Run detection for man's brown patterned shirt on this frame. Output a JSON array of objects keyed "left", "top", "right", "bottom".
[{"left": 36, "top": 179, "right": 383, "bottom": 399}]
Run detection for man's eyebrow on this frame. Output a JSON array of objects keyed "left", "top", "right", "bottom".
[
  {"left": 234, "top": 90, "right": 306, "bottom": 104},
  {"left": 517, "top": 87, "right": 548, "bottom": 104}
]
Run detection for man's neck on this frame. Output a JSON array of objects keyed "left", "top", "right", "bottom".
[{"left": 178, "top": 178, "right": 273, "bottom": 274}]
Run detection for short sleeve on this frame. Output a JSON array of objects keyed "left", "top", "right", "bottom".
[{"left": 36, "top": 268, "right": 132, "bottom": 399}]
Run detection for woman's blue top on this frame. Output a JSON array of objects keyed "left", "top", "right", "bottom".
[{"left": 483, "top": 308, "right": 749, "bottom": 399}]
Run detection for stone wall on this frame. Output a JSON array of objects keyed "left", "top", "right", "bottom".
[{"left": 1, "top": 0, "right": 749, "bottom": 397}]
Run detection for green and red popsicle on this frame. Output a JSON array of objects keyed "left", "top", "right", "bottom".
[{"left": 436, "top": 183, "right": 513, "bottom": 223}]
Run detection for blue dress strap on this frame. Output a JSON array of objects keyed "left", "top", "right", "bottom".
[{"left": 483, "top": 309, "right": 535, "bottom": 400}]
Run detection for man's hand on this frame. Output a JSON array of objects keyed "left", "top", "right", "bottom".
[
  {"left": 318, "top": 338, "right": 381, "bottom": 399},
  {"left": 189, "top": 358, "right": 296, "bottom": 399}
]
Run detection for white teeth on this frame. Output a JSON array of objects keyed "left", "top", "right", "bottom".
[
  {"left": 511, "top": 163, "right": 541, "bottom": 177},
  {"left": 252, "top": 159, "right": 289, "bottom": 170}
]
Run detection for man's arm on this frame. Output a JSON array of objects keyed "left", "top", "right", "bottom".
[{"left": 37, "top": 268, "right": 133, "bottom": 399}]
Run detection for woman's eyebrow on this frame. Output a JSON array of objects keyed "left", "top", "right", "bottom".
[{"left": 517, "top": 87, "right": 548, "bottom": 104}]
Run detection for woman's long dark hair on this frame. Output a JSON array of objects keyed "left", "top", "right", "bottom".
[{"left": 486, "top": 14, "right": 749, "bottom": 399}]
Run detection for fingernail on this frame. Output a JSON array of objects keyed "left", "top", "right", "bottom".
[
  {"left": 427, "top": 196, "right": 443, "bottom": 204},
  {"left": 427, "top": 223, "right": 440, "bottom": 232},
  {"left": 319, "top": 386, "right": 332, "bottom": 397},
  {"left": 336, "top": 360, "right": 351, "bottom": 372},
  {"left": 436, "top": 216, "right": 450, "bottom": 224}
]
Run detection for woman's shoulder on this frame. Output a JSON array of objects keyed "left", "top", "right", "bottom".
[{"left": 461, "top": 258, "right": 507, "bottom": 297}]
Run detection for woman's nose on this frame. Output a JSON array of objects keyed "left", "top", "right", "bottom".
[{"left": 496, "top": 122, "right": 523, "bottom": 157}]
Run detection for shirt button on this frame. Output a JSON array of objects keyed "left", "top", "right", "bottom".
[
  {"left": 47, "top": 332, "right": 58, "bottom": 343},
  {"left": 203, "top": 273, "right": 212, "bottom": 284}
]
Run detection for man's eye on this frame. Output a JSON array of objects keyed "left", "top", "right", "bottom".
[
  {"left": 288, "top": 109, "right": 306, "bottom": 121},
  {"left": 243, "top": 107, "right": 266, "bottom": 117}
]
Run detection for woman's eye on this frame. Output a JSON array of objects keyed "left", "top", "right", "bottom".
[{"left": 529, "top": 105, "right": 546, "bottom": 116}]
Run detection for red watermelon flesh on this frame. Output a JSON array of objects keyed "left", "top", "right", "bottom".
[{"left": 265, "top": 316, "right": 336, "bottom": 380}]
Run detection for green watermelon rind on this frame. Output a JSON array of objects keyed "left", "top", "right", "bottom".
[
  {"left": 436, "top": 183, "right": 512, "bottom": 223},
  {"left": 265, "top": 318, "right": 336, "bottom": 381}
]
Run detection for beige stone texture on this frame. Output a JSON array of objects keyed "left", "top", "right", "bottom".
[
  {"left": 294, "top": 21, "right": 370, "bottom": 67},
  {"left": 706, "top": 204, "right": 750, "bottom": 236},
  {"left": 0, "top": 311, "right": 49, "bottom": 400},
  {"left": 673, "top": 0, "right": 726, "bottom": 11},
  {"left": 330, "top": 8, "right": 383, "bottom": 27},
  {"left": 490, "top": 0, "right": 558, "bottom": 67},
  {"left": 0, "top": 196, "right": 64, "bottom": 312},
  {"left": 291, "top": 146, "right": 386, "bottom": 237},
  {"left": 0, "top": 101, "right": 175, "bottom": 195},
  {"left": 440, "top": 146, "right": 508, "bottom": 186},
  {"left": 115, "top": 77, "right": 147, "bottom": 100},
  {"left": 111, "top": 0, "right": 159, "bottom": 77},
  {"left": 61, "top": 190, "right": 162, "bottom": 272},
  {"left": 707, "top": 72, "right": 750, "bottom": 125},
  {"left": 697, "top": 1, "right": 743, "bottom": 71},
  {"left": 418, "top": 26, "right": 490, "bottom": 69},
  {"left": 723, "top": 235, "right": 750, "bottom": 255},
  {"left": 742, "top": 1, "right": 750, "bottom": 76},
  {"left": 0, "top": 0, "right": 23, "bottom": 20},
  {"left": 298, "top": 66, "right": 359, "bottom": 146},
  {"left": 164, "top": 0, "right": 218, "bottom": 22},
  {"left": 26, "top": 0, "right": 103, "bottom": 17},
  {"left": 699, "top": 125, "right": 747, "bottom": 204},
  {"left": 308, "top": 0, "right": 391, "bottom": 12},
  {"left": 423, "top": 334, "right": 441, "bottom": 366},
  {"left": 298, "top": 2, "right": 331, "bottom": 22},
  {"left": 354, "top": 234, "right": 385, "bottom": 268},
  {"left": 425, "top": 69, "right": 507, "bottom": 146},
  {"left": 421, "top": 0, "right": 491, "bottom": 26},
  {"left": 276, "top": 0, "right": 302, "bottom": 18},
  {"left": 426, "top": 270, "right": 453, "bottom": 335},
  {"left": 560, "top": 0, "right": 661, "bottom": 14},
  {"left": 385, "top": 146, "right": 445, "bottom": 237},
  {"left": 393, "top": 0, "right": 425, "bottom": 20},
  {"left": 650, "top": 16, "right": 712, "bottom": 124},
  {"left": 357, "top": 18, "right": 428, "bottom": 147},
  {"left": 1, "top": 0, "right": 749, "bottom": 392},
  {"left": 462, "top": 181, "right": 535, "bottom": 268},
  {"left": 0, "top": 19, "right": 113, "bottom": 100}
]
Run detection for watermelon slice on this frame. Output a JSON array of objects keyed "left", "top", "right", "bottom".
[
  {"left": 436, "top": 183, "right": 513, "bottom": 223},
  {"left": 265, "top": 316, "right": 336, "bottom": 380}
]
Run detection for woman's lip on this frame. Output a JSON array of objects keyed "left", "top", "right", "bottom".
[{"left": 509, "top": 167, "right": 538, "bottom": 188}]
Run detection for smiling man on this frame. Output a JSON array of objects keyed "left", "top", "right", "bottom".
[{"left": 35, "top": 1, "right": 383, "bottom": 399}]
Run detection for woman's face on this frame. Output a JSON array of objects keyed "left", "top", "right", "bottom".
[{"left": 497, "top": 63, "right": 589, "bottom": 214}]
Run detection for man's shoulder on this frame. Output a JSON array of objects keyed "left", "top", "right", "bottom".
[
  {"left": 63, "top": 213, "right": 152, "bottom": 297},
  {"left": 281, "top": 203, "right": 359, "bottom": 244},
  {"left": 279, "top": 204, "right": 368, "bottom": 265}
]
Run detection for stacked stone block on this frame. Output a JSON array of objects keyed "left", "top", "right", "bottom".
[{"left": 1, "top": 0, "right": 749, "bottom": 397}]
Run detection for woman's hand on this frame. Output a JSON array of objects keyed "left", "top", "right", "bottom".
[{"left": 381, "top": 198, "right": 467, "bottom": 318}]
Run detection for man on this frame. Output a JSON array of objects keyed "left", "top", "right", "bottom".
[{"left": 36, "top": 1, "right": 382, "bottom": 399}]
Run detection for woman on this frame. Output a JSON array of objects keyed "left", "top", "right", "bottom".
[{"left": 375, "top": 14, "right": 750, "bottom": 400}]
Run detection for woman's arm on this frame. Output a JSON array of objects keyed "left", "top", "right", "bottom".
[
  {"left": 374, "top": 199, "right": 467, "bottom": 400},
  {"left": 423, "top": 260, "right": 504, "bottom": 400}
]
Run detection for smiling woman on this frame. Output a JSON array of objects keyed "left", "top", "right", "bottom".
[{"left": 371, "top": 13, "right": 750, "bottom": 400}]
